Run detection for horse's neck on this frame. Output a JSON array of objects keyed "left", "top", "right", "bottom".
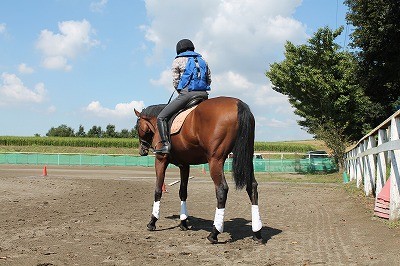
[{"left": 149, "top": 117, "right": 158, "bottom": 133}]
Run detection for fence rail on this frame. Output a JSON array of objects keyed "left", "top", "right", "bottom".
[
  {"left": 345, "top": 109, "right": 400, "bottom": 220},
  {"left": 0, "top": 152, "right": 337, "bottom": 173}
]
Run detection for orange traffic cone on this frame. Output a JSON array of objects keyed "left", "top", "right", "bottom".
[
  {"left": 202, "top": 166, "right": 206, "bottom": 174},
  {"left": 162, "top": 182, "right": 168, "bottom": 193},
  {"left": 42, "top": 166, "right": 48, "bottom": 176}
]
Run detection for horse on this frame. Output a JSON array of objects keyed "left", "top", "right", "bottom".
[{"left": 134, "top": 96, "right": 263, "bottom": 243}]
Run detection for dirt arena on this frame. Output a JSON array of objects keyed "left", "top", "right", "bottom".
[{"left": 1, "top": 165, "right": 399, "bottom": 265}]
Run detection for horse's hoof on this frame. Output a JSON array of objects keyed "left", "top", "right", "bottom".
[
  {"left": 147, "top": 223, "right": 156, "bottom": 231},
  {"left": 207, "top": 233, "right": 218, "bottom": 244},
  {"left": 252, "top": 230, "right": 264, "bottom": 244},
  {"left": 147, "top": 215, "right": 158, "bottom": 231},
  {"left": 179, "top": 219, "right": 189, "bottom": 231},
  {"left": 207, "top": 227, "right": 220, "bottom": 244}
]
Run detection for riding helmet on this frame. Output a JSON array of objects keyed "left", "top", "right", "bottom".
[{"left": 176, "top": 39, "right": 195, "bottom": 54}]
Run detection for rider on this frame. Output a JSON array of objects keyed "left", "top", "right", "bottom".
[{"left": 154, "top": 39, "right": 212, "bottom": 154}]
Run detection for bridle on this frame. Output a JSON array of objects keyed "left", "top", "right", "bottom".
[{"left": 137, "top": 117, "right": 156, "bottom": 153}]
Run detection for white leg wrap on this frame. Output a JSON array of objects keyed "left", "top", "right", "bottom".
[
  {"left": 180, "top": 201, "right": 188, "bottom": 220},
  {"left": 213, "top": 208, "right": 225, "bottom": 233},
  {"left": 251, "top": 205, "right": 263, "bottom": 232},
  {"left": 152, "top": 201, "right": 160, "bottom": 219}
]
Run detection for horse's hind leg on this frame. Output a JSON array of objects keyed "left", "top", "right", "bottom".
[
  {"left": 207, "top": 159, "right": 229, "bottom": 244},
  {"left": 147, "top": 158, "right": 168, "bottom": 231},
  {"left": 178, "top": 164, "right": 190, "bottom": 230},
  {"left": 247, "top": 177, "right": 263, "bottom": 243}
]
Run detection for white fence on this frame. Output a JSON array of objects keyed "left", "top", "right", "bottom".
[{"left": 345, "top": 109, "right": 400, "bottom": 220}]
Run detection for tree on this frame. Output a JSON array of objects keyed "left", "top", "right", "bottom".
[
  {"left": 119, "top": 129, "right": 130, "bottom": 138},
  {"left": 345, "top": 0, "right": 400, "bottom": 127},
  {"left": 44, "top": 124, "right": 139, "bottom": 139},
  {"left": 130, "top": 125, "right": 138, "bottom": 138},
  {"left": 87, "top": 126, "right": 103, "bottom": 138},
  {"left": 266, "top": 27, "right": 371, "bottom": 167},
  {"left": 104, "top": 124, "right": 117, "bottom": 138},
  {"left": 46, "top": 124, "right": 75, "bottom": 137},
  {"left": 75, "top": 125, "right": 86, "bottom": 137}
]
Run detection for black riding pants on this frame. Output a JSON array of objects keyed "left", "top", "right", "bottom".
[{"left": 157, "top": 89, "right": 208, "bottom": 121}]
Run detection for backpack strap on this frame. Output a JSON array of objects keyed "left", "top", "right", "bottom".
[
  {"left": 177, "top": 57, "right": 195, "bottom": 91},
  {"left": 194, "top": 57, "right": 201, "bottom": 79}
]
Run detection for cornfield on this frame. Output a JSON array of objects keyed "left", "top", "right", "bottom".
[
  {"left": 0, "top": 136, "right": 139, "bottom": 148},
  {"left": 0, "top": 136, "right": 317, "bottom": 153},
  {"left": 254, "top": 142, "right": 316, "bottom": 153}
]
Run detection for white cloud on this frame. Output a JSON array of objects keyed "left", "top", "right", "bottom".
[
  {"left": 253, "top": 83, "right": 289, "bottom": 106},
  {"left": 85, "top": 100, "right": 145, "bottom": 118},
  {"left": 143, "top": 0, "right": 311, "bottom": 140},
  {"left": 211, "top": 71, "right": 253, "bottom": 95},
  {"left": 0, "top": 72, "right": 46, "bottom": 105},
  {"left": 150, "top": 68, "right": 173, "bottom": 90},
  {"left": 257, "top": 116, "right": 291, "bottom": 128},
  {"left": 42, "top": 56, "right": 72, "bottom": 72},
  {"left": 36, "top": 19, "right": 99, "bottom": 71},
  {"left": 142, "top": 0, "right": 307, "bottom": 92},
  {"left": 0, "top": 23, "right": 6, "bottom": 34},
  {"left": 18, "top": 63, "right": 35, "bottom": 74},
  {"left": 0, "top": 23, "right": 9, "bottom": 39},
  {"left": 90, "top": 0, "right": 108, "bottom": 13},
  {"left": 47, "top": 105, "right": 57, "bottom": 113}
]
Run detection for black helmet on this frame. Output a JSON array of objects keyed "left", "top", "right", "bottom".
[{"left": 176, "top": 39, "right": 195, "bottom": 54}]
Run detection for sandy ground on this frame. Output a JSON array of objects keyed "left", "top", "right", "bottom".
[{"left": 0, "top": 164, "right": 399, "bottom": 266}]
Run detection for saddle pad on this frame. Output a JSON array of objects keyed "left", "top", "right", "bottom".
[{"left": 170, "top": 106, "right": 197, "bottom": 135}]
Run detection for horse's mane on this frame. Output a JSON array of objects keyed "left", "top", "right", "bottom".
[{"left": 141, "top": 104, "right": 167, "bottom": 117}]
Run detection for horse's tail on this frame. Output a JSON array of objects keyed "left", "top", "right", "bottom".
[{"left": 232, "top": 100, "right": 255, "bottom": 190}]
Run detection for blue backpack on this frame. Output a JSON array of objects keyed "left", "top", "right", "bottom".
[{"left": 176, "top": 51, "right": 211, "bottom": 92}]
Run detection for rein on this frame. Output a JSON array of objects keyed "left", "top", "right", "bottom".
[
  {"left": 167, "top": 90, "right": 175, "bottom": 104},
  {"left": 137, "top": 117, "right": 160, "bottom": 153},
  {"left": 139, "top": 139, "right": 155, "bottom": 153}
]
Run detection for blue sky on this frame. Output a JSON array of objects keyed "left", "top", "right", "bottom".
[{"left": 0, "top": 0, "right": 349, "bottom": 141}]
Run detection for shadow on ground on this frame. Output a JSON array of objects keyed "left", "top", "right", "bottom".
[{"left": 164, "top": 214, "right": 282, "bottom": 244}]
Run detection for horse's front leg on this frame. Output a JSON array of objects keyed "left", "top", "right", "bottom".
[
  {"left": 207, "top": 159, "right": 229, "bottom": 244},
  {"left": 178, "top": 164, "right": 190, "bottom": 231},
  {"left": 147, "top": 157, "right": 168, "bottom": 231}
]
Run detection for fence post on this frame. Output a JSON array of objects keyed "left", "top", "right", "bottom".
[
  {"left": 350, "top": 149, "right": 356, "bottom": 181},
  {"left": 356, "top": 144, "right": 363, "bottom": 188},
  {"left": 376, "top": 129, "right": 388, "bottom": 197},
  {"left": 361, "top": 140, "right": 369, "bottom": 195},
  {"left": 389, "top": 117, "right": 400, "bottom": 220},
  {"left": 364, "top": 136, "right": 376, "bottom": 196}
]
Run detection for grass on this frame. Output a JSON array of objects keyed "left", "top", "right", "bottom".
[
  {"left": 384, "top": 220, "right": 400, "bottom": 229},
  {"left": 253, "top": 171, "right": 343, "bottom": 184}
]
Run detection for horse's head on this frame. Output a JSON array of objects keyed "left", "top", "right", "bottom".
[{"left": 134, "top": 108, "right": 156, "bottom": 156}]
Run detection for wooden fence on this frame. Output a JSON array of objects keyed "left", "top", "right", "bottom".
[{"left": 345, "top": 109, "right": 400, "bottom": 220}]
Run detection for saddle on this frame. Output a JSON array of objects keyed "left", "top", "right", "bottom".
[{"left": 168, "top": 95, "right": 207, "bottom": 135}]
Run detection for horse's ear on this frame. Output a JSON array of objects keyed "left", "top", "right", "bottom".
[{"left": 134, "top": 108, "right": 141, "bottom": 117}]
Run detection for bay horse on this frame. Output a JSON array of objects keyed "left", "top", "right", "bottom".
[{"left": 134, "top": 96, "right": 263, "bottom": 243}]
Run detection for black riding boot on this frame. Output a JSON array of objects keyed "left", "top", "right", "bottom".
[{"left": 154, "top": 118, "right": 171, "bottom": 154}]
